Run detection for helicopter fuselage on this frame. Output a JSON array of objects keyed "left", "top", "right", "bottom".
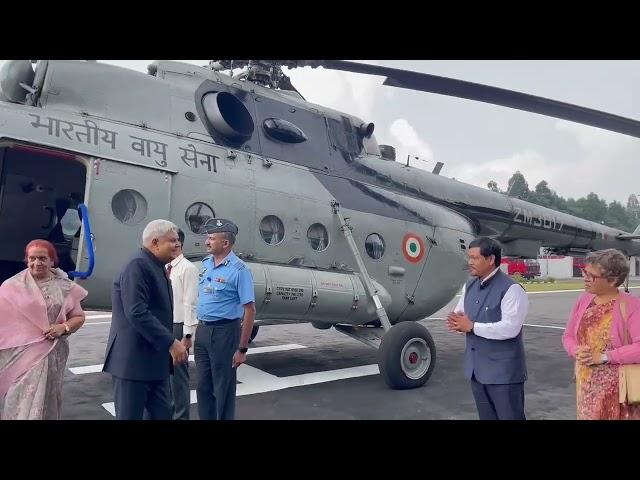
[{"left": 0, "top": 60, "right": 638, "bottom": 327}]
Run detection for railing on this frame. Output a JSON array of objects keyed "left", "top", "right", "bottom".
[{"left": 69, "top": 203, "right": 95, "bottom": 279}]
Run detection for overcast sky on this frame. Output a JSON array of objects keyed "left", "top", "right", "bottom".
[{"left": 2, "top": 60, "right": 639, "bottom": 205}]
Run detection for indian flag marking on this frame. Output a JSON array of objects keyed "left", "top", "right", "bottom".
[{"left": 402, "top": 233, "right": 426, "bottom": 263}]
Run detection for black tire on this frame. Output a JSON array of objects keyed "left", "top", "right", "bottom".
[
  {"left": 378, "top": 321, "right": 436, "bottom": 390},
  {"left": 249, "top": 325, "right": 260, "bottom": 343},
  {"left": 311, "top": 321, "right": 332, "bottom": 330}
]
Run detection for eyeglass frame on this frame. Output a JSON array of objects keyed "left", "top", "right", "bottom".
[{"left": 580, "top": 267, "right": 610, "bottom": 282}]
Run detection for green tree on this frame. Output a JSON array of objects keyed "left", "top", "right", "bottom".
[
  {"left": 574, "top": 193, "right": 607, "bottom": 223},
  {"left": 506, "top": 171, "right": 529, "bottom": 199},
  {"left": 605, "top": 201, "right": 633, "bottom": 231},
  {"left": 500, "top": 170, "right": 637, "bottom": 230},
  {"left": 628, "top": 194, "right": 640, "bottom": 221},
  {"left": 533, "top": 180, "right": 554, "bottom": 208},
  {"left": 487, "top": 180, "right": 500, "bottom": 193}
]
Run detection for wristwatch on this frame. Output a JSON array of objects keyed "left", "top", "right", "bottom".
[
  {"left": 601, "top": 353, "right": 609, "bottom": 364},
  {"left": 238, "top": 346, "right": 248, "bottom": 354},
  {"left": 185, "top": 334, "right": 192, "bottom": 339},
  {"left": 63, "top": 322, "right": 70, "bottom": 334}
]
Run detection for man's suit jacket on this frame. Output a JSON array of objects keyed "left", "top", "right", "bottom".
[{"left": 103, "top": 248, "right": 175, "bottom": 381}]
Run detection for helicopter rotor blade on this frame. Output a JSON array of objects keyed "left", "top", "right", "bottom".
[{"left": 314, "top": 60, "right": 640, "bottom": 138}]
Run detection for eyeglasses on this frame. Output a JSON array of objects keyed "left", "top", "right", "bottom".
[{"left": 580, "top": 268, "right": 607, "bottom": 281}]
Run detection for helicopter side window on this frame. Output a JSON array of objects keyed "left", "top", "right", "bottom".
[
  {"left": 365, "top": 233, "right": 385, "bottom": 259},
  {"left": 185, "top": 202, "right": 215, "bottom": 234},
  {"left": 111, "top": 189, "right": 148, "bottom": 225},
  {"left": 307, "top": 223, "right": 329, "bottom": 252},
  {"left": 259, "top": 215, "right": 285, "bottom": 245}
]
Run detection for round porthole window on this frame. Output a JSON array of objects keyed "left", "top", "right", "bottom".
[
  {"left": 185, "top": 202, "right": 215, "bottom": 234},
  {"left": 259, "top": 215, "right": 285, "bottom": 245},
  {"left": 365, "top": 233, "right": 385, "bottom": 259},
  {"left": 111, "top": 189, "right": 148, "bottom": 225},
  {"left": 307, "top": 223, "right": 329, "bottom": 251}
]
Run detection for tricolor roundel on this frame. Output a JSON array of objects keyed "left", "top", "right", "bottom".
[{"left": 402, "top": 232, "right": 426, "bottom": 263}]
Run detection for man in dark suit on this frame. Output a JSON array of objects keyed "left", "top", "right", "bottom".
[
  {"left": 103, "top": 219, "right": 189, "bottom": 420},
  {"left": 447, "top": 237, "right": 529, "bottom": 420}
]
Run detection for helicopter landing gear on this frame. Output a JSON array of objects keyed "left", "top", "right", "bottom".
[
  {"left": 333, "top": 322, "right": 436, "bottom": 389},
  {"left": 378, "top": 322, "right": 436, "bottom": 389},
  {"left": 331, "top": 201, "right": 435, "bottom": 389}
]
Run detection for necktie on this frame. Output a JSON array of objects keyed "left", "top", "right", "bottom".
[{"left": 166, "top": 263, "right": 172, "bottom": 279}]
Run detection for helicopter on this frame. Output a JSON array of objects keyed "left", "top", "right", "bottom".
[{"left": 1, "top": 59, "right": 639, "bottom": 390}]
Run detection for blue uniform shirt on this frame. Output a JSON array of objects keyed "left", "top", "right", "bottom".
[{"left": 197, "top": 251, "right": 255, "bottom": 322}]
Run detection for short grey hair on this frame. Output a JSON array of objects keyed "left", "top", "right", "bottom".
[
  {"left": 142, "top": 219, "right": 178, "bottom": 246},
  {"left": 221, "top": 231, "right": 236, "bottom": 246},
  {"left": 585, "top": 249, "right": 629, "bottom": 287}
]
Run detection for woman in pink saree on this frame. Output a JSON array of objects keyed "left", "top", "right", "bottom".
[{"left": 0, "top": 239, "right": 87, "bottom": 419}]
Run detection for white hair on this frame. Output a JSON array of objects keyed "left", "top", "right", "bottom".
[{"left": 142, "top": 219, "right": 178, "bottom": 245}]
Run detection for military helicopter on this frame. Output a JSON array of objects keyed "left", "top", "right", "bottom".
[{"left": 1, "top": 59, "right": 639, "bottom": 390}]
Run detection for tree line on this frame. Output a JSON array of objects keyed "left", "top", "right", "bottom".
[{"left": 487, "top": 172, "right": 640, "bottom": 232}]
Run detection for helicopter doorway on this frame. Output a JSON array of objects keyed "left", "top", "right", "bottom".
[{"left": 0, "top": 144, "right": 87, "bottom": 283}]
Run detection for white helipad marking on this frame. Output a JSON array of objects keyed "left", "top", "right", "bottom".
[
  {"left": 274, "top": 364, "right": 379, "bottom": 389},
  {"left": 524, "top": 323, "right": 565, "bottom": 330},
  {"left": 83, "top": 321, "right": 111, "bottom": 326},
  {"left": 102, "top": 362, "right": 380, "bottom": 416},
  {"left": 70, "top": 343, "right": 307, "bottom": 375},
  {"left": 240, "top": 344, "right": 306, "bottom": 355},
  {"left": 86, "top": 314, "right": 112, "bottom": 319},
  {"left": 185, "top": 343, "right": 306, "bottom": 363},
  {"left": 102, "top": 402, "right": 116, "bottom": 416},
  {"left": 527, "top": 286, "right": 640, "bottom": 294},
  {"left": 69, "top": 364, "right": 104, "bottom": 375},
  {"left": 236, "top": 364, "right": 283, "bottom": 396}
]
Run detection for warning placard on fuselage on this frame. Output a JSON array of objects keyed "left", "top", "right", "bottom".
[{"left": 276, "top": 286, "right": 305, "bottom": 301}]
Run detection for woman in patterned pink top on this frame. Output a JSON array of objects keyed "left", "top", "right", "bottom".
[
  {"left": 0, "top": 240, "right": 87, "bottom": 419},
  {"left": 562, "top": 249, "right": 640, "bottom": 420}
]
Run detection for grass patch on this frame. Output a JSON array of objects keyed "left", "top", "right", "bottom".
[
  {"left": 519, "top": 280, "right": 640, "bottom": 292},
  {"left": 522, "top": 282, "right": 586, "bottom": 292}
]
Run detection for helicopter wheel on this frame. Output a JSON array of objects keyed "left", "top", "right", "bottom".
[
  {"left": 249, "top": 324, "right": 260, "bottom": 343},
  {"left": 378, "top": 321, "right": 436, "bottom": 390}
]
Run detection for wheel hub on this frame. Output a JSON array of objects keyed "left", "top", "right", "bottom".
[{"left": 400, "top": 337, "right": 431, "bottom": 380}]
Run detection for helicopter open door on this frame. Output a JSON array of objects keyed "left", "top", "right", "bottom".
[
  {"left": 0, "top": 143, "right": 86, "bottom": 283},
  {"left": 78, "top": 158, "right": 172, "bottom": 308}
]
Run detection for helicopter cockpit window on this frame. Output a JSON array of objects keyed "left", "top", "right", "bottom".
[
  {"left": 327, "top": 116, "right": 361, "bottom": 158},
  {"left": 259, "top": 215, "right": 285, "bottom": 245},
  {"left": 111, "top": 189, "right": 148, "bottom": 225},
  {"left": 185, "top": 202, "right": 215, "bottom": 234},
  {"left": 307, "top": 223, "right": 329, "bottom": 252},
  {"left": 365, "top": 233, "right": 385, "bottom": 259},
  {"left": 263, "top": 118, "right": 307, "bottom": 143}
]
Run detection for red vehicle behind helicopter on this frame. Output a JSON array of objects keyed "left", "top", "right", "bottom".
[{"left": 501, "top": 257, "right": 541, "bottom": 280}]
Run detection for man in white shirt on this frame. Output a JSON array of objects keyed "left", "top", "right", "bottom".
[
  {"left": 167, "top": 229, "right": 199, "bottom": 420},
  {"left": 447, "top": 237, "right": 529, "bottom": 420}
]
